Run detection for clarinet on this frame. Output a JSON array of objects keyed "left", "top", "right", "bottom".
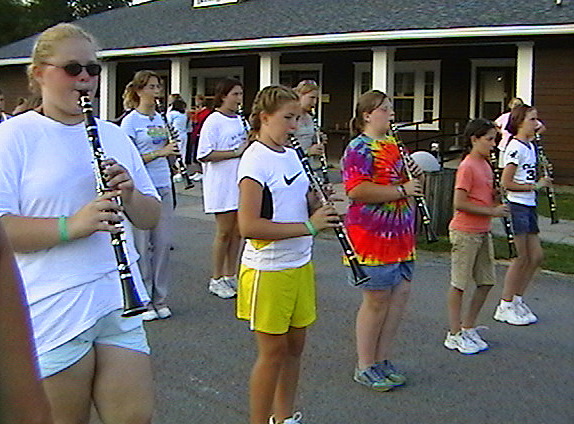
[
  {"left": 155, "top": 99, "right": 194, "bottom": 189},
  {"left": 78, "top": 91, "right": 147, "bottom": 317},
  {"left": 311, "top": 113, "right": 330, "bottom": 184},
  {"left": 489, "top": 149, "right": 517, "bottom": 258},
  {"left": 389, "top": 123, "right": 439, "bottom": 243},
  {"left": 290, "top": 135, "right": 370, "bottom": 286},
  {"left": 535, "top": 134, "right": 559, "bottom": 224}
]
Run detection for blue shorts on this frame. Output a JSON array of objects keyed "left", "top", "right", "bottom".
[
  {"left": 510, "top": 202, "right": 539, "bottom": 235},
  {"left": 37, "top": 309, "right": 150, "bottom": 378},
  {"left": 347, "top": 261, "right": 414, "bottom": 290}
]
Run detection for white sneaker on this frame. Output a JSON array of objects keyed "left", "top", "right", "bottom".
[
  {"left": 444, "top": 331, "right": 481, "bottom": 354},
  {"left": 156, "top": 306, "right": 172, "bottom": 319},
  {"left": 461, "top": 327, "right": 488, "bottom": 351},
  {"left": 493, "top": 303, "right": 531, "bottom": 325},
  {"left": 173, "top": 173, "right": 183, "bottom": 182},
  {"left": 141, "top": 309, "right": 159, "bottom": 321},
  {"left": 283, "top": 412, "right": 304, "bottom": 424},
  {"left": 209, "top": 277, "right": 236, "bottom": 299},
  {"left": 223, "top": 275, "right": 238, "bottom": 291},
  {"left": 190, "top": 172, "right": 203, "bottom": 181},
  {"left": 514, "top": 299, "right": 538, "bottom": 324}
]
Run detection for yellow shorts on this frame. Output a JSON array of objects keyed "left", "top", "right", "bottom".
[{"left": 236, "top": 261, "right": 316, "bottom": 334}]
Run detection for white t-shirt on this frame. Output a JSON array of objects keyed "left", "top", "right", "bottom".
[
  {"left": 495, "top": 112, "right": 512, "bottom": 151},
  {"left": 121, "top": 109, "right": 171, "bottom": 189},
  {"left": 167, "top": 109, "right": 189, "bottom": 159},
  {"left": 0, "top": 111, "right": 159, "bottom": 354},
  {"left": 237, "top": 141, "right": 313, "bottom": 271},
  {"left": 496, "top": 112, "right": 544, "bottom": 168},
  {"left": 503, "top": 138, "right": 538, "bottom": 206},
  {"left": 197, "top": 111, "right": 248, "bottom": 213}
]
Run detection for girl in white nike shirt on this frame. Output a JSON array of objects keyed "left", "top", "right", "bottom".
[{"left": 236, "top": 85, "right": 338, "bottom": 424}]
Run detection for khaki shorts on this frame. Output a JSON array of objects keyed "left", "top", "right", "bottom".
[
  {"left": 236, "top": 261, "right": 316, "bottom": 334},
  {"left": 449, "top": 229, "right": 495, "bottom": 291}
]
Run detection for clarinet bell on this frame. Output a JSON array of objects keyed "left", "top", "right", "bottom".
[
  {"left": 121, "top": 284, "right": 147, "bottom": 317},
  {"left": 349, "top": 260, "right": 370, "bottom": 286}
]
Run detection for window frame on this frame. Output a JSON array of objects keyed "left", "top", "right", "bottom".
[{"left": 353, "top": 60, "right": 441, "bottom": 131}]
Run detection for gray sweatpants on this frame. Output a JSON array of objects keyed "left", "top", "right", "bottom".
[{"left": 133, "top": 186, "right": 174, "bottom": 308}]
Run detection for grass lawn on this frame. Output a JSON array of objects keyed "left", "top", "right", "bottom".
[
  {"left": 537, "top": 191, "right": 574, "bottom": 221},
  {"left": 418, "top": 235, "right": 574, "bottom": 275}
]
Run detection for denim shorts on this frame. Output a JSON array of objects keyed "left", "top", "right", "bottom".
[
  {"left": 37, "top": 309, "right": 150, "bottom": 378},
  {"left": 509, "top": 202, "right": 539, "bottom": 235},
  {"left": 347, "top": 261, "right": 414, "bottom": 290}
]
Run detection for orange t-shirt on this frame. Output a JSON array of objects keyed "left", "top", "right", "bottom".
[{"left": 449, "top": 155, "right": 495, "bottom": 233}]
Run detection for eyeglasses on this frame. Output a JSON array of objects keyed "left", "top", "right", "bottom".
[{"left": 43, "top": 62, "right": 102, "bottom": 77}]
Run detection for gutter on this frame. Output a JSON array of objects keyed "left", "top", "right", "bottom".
[{"left": 1, "top": 23, "right": 573, "bottom": 66}]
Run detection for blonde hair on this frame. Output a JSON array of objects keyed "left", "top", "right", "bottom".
[
  {"left": 293, "top": 79, "right": 319, "bottom": 96},
  {"left": 350, "top": 90, "right": 388, "bottom": 137},
  {"left": 122, "top": 70, "right": 161, "bottom": 110},
  {"left": 27, "top": 23, "right": 97, "bottom": 95},
  {"left": 249, "top": 85, "right": 299, "bottom": 140}
]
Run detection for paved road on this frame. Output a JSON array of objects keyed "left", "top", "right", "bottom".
[{"left": 141, "top": 189, "right": 574, "bottom": 424}]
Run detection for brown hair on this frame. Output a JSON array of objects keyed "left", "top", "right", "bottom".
[
  {"left": 27, "top": 23, "right": 98, "bottom": 95},
  {"left": 350, "top": 90, "right": 388, "bottom": 137},
  {"left": 463, "top": 118, "right": 496, "bottom": 154},
  {"left": 293, "top": 79, "right": 319, "bottom": 96},
  {"left": 506, "top": 104, "right": 535, "bottom": 136},
  {"left": 122, "top": 70, "right": 161, "bottom": 110},
  {"left": 213, "top": 78, "right": 242, "bottom": 108},
  {"left": 249, "top": 85, "right": 299, "bottom": 140}
]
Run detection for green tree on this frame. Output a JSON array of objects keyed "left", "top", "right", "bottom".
[
  {"left": 68, "top": 0, "right": 132, "bottom": 18},
  {"left": 0, "top": 0, "right": 132, "bottom": 48}
]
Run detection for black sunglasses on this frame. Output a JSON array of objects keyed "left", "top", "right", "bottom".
[{"left": 44, "top": 62, "right": 102, "bottom": 77}]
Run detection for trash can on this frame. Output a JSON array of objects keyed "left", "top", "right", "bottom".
[{"left": 423, "top": 168, "right": 456, "bottom": 237}]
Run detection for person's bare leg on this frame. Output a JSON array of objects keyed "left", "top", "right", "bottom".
[
  {"left": 501, "top": 234, "right": 530, "bottom": 301},
  {"left": 356, "top": 289, "right": 390, "bottom": 369},
  {"left": 516, "top": 234, "right": 544, "bottom": 296},
  {"left": 462, "top": 285, "right": 492, "bottom": 329},
  {"left": 212, "top": 211, "right": 237, "bottom": 279},
  {"left": 447, "top": 286, "right": 464, "bottom": 334},
  {"left": 376, "top": 280, "right": 411, "bottom": 361},
  {"left": 250, "top": 332, "right": 288, "bottom": 424},
  {"left": 272, "top": 327, "right": 306, "bottom": 423},
  {"left": 42, "top": 348, "right": 95, "bottom": 424},
  {"left": 223, "top": 217, "right": 241, "bottom": 277},
  {"left": 92, "top": 344, "right": 153, "bottom": 424}
]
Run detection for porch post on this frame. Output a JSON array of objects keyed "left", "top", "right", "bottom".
[
  {"left": 99, "top": 61, "right": 116, "bottom": 120},
  {"left": 372, "top": 47, "right": 395, "bottom": 95},
  {"left": 170, "top": 57, "right": 191, "bottom": 104},
  {"left": 516, "top": 42, "right": 534, "bottom": 105},
  {"left": 259, "top": 52, "right": 280, "bottom": 89}
]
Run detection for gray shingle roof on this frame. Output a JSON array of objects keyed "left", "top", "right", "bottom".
[{"left": 1, "top": 0, "right": 573, "bottom": 60}]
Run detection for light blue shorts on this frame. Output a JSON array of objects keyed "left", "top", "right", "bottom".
[
  {"left": 347, "top": 261, "right": 414, "bottom": 290},
  {"left": 37, "top": 309, "right": 150, "bottom": 378}
]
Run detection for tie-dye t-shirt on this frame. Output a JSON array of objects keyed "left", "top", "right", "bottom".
[{"left": 342, "top": 133, "right": 416, "bottom": 265}]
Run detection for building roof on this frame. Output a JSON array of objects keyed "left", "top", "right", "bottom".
[{"left": 1, "top": 0, "right": 573, "bottom": 63}]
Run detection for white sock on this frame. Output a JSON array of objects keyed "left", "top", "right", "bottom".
[
  {"left": 500, "top": 299, "right": 513, "bottom": 308},
  {"left": 513, "top": 295, "right": 523, "bottom": 304}
]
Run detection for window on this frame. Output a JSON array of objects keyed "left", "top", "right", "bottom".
[
  {"left": 280, "top": 63, "right": 323, "bottom": 123},
  {"left": 354, "top": 60, "right": 441, "bottom": 130},
  {"left": 189, "top": 67, "right": 243, "bottom": 108}
]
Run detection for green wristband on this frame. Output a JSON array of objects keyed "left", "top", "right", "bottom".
[
  {"left": 304, "top": 220, "right": 318, "bottom": 237},
  {"left": 58, "top": 216, "right": 69, "bottom": 242}
]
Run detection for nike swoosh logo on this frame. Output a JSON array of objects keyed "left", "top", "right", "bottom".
[{"left": 284, "top": 172, "right": 302, "bottom": 186}]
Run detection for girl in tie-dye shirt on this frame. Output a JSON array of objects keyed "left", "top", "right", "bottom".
[{"left": 342, "top": 90, "right": 422, "bottom": 392}]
